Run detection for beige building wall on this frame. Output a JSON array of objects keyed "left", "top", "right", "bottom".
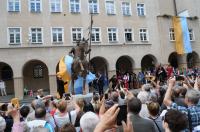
[
  {"left": 157, "top": 0, "right": 200, "bottom": 67},
  {"left": 0, "top": 0, "right": 199, "bottom": 99}
]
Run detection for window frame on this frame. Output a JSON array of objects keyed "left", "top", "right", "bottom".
[
  {"left": 105, "top": 0, "right": 116, "bottom": 15},
  {"left": 49, "top": 0, "right": 62, "bottom": 13},
  {"left": 121, "top": 1, "right": 132, "bottom": 16},
  {"left": 69, "top": 0, "right": 81, "bottom": 13},
  {"left": 136, "top": 3, "right": 146, "bottom": 16},
  {"left": 91, "top": 27, "right": 101, "bottom": 43},
  {"left": 29, "top": 0, "right": 42, "bottom": 13},
  {"left": 29, "top": 27, "right": 43, "bottom": 44},
  {"left": 33, "top": 65, "right": 44, "bottom": 78},
  {"left": 7, "top": 27, "right": 22, "bottom": 45},
  {"left": 88, "top": 0, "right": 99, "bottom": 14},
  {"left": 139, "top": 28, "right": 149, "bottom": 42},
  {"left": 51, "top": 27, "right": 64, "bottom": 44},
  {"left": 7, "top": 0, "right": 21, "bottom": 12},
  {"left": 124, "top": 28, "right": 134, "bottom": 42},
  {"left": 188, "top": 28, "right": 195, "bottom": 41},
  {"left": 169, "top": 28, "right": 176, "bottom": 42},
  {"left": 107, "top": 27, "right": 118, "bottom": 43},
  {"left": 71, "top": 27, "right": 83, "bottom": 43}
]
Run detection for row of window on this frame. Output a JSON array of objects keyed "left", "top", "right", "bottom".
[
  {"left": 169, "top": 28, "right": 195, "bottom": 41},
  {"left": 8, "top": 27, "right": 149, "bottom": 44},
  {"left": 8, "top": 27, "right": 195, "bottom": 45},
  {"left": 8, "top": 0, "right": 146, "bottom": 16}
]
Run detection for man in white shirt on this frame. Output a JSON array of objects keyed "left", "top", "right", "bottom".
[{"left": 0, "top": 80, "right": 7, "bottom": 96}]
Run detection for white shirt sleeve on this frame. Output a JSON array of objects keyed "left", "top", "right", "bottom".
[{"left": 70, "top": 110, "right": 77, "bottom": 125}]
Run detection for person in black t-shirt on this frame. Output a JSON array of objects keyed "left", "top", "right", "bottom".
[{"left": 57, "top": 77, "right": 67, "bottom": 98}]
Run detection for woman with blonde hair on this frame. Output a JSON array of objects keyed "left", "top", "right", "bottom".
[
  {"left": 147, "top": 102, "right": 164, "bottom": 132},
  {"left": 54, "top": 100, "right": 80, "bottom": 129}
]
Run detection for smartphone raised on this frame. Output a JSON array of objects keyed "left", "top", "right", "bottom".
[
  {"left": 117, "top": 105, "right": 127, "bottom": 126},
  {"left": 175, "top": 75, "right": 184, "bottom": 81},
  {"left": 104, "top": 93, "right": 108, "bottom": 100}
]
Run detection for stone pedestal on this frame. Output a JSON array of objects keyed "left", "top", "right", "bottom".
[
  {"left": 49, "top": 75, "right": 57, "bottom": 96},
  {"left": 14, "top": 77, "right": 24, "bottom": 100}
]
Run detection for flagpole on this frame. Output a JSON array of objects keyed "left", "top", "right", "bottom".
[
  {"left": 173, "top": 0, "right": 178, "bottom": 16},
  {"left": 89, "top": 13, "right": 93, "bottom": 62}
]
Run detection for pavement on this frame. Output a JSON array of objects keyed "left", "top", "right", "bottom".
[
  {"left": 0, "top": 91, "right": 50, "bottom": 104},
  {"left": 0, "top": 94, "right": 36, "bottom": 104}
]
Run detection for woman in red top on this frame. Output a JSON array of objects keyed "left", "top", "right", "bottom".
[
  {"left": 50, "top": 100, "right": 57, "bottom": 116},
  {"left": 166, "top": 64, "right": 173, "bottom": 79},
  {"left": 123, "top": 73, "right": 129, "bottom": 89}
]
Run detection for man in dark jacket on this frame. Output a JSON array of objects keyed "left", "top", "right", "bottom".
[{"left": 97, "top": 73, "right": 104, "bottom": 95}]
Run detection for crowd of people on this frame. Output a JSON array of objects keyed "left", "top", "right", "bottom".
[
  {"left": 109, "top": 65, "right": 200, "bottom": 91},
  {"left": 0, "top": 65, "right": 200, "bottom": 132}
]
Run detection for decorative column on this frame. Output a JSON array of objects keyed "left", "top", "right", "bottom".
[
  {"left": 49, "top": 74, "right": 57, "bottom": 96},
  {"left": 178, "top": 54, "right": 187, "bottom": 68},
  {"left": 14, "top": 77, "right": 24, "bottom": 100}
]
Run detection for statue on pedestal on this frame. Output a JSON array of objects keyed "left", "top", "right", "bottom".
[
  {"left": 70, "top": 38, "right": 92, "bottom": 95},
  {"left": 57, "top": 38, "right": 95, "bottom": 96}
]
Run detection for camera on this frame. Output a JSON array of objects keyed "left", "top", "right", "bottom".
[
  {"left": 104, "top": 93, "right": 108, "bottom": 100},
  {"left": 63, "top": 93, "right": 71, "bottom": 100}
]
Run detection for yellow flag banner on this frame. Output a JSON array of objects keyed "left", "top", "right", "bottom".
[
  {"left": 172, "top": 17, "right": 192, "bottom": 54},
  {"left": 57, "top": 56, "right": 71, "bottom": 93},
  {"left": 172, "top": 17, "right": 184, "bottom": 54}
]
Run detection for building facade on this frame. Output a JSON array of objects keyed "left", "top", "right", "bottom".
[{"left": 0, "top": 0, "right": 199, "bottom": 99}]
